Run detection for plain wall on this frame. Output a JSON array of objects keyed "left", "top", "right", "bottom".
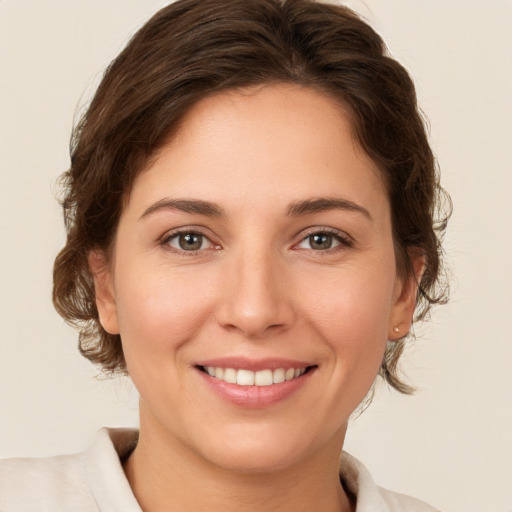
[{"left": 1, "top": 1, "right": 511, "bottom": 511}]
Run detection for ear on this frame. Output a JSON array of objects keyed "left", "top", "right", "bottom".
[
  {"left": 88, "top": 250, "right": 119, "bottom": 335},
  {"left": 388, "top": 250, "right": 425, "bottom": 340}
]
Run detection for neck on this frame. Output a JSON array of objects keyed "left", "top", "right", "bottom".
[{"left": 123, "top": 411, "right": 354, "bottom": 512}]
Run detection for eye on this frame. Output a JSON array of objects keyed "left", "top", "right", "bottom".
[
  {"left": 296, "top": 230, "right": 352, "bottom": 251},
  {"left": 164, "top": 231, "right": 216, "bottom": 252}
]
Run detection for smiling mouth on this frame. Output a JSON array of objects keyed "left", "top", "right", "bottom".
[{"left": 197, "top": 366, "right": 316, "bottom": 386}]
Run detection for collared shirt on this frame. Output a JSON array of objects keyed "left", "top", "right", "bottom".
[{"left": 0, "top": 428, "right": 440, "bottom": 511}]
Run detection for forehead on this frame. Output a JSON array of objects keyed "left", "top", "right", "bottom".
[{"left": 128, "top": 84, "right": 388, "bottom": 218}]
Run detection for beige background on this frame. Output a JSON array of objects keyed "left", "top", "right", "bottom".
[{"left": 1, "top": 1, "right": 511, "bottom": 511}]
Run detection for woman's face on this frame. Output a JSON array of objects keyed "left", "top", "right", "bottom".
[{"left": 93, "top": 84, "right": 416, "bottom": 472}]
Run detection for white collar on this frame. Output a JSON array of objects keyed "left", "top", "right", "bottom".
[{"left": 86, "top": 428, "right": 438, "bottom": 512}]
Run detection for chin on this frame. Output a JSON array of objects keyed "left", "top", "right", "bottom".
[
  {"left": 190, "top": 423, "right": 332, "bottom": 475},
  {"left": 205, "top": 443, "right": 307, "bottom": 474}
]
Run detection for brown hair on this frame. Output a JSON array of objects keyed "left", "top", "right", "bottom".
[{"left": 53, "top": 0, "right": 450, "bottom": 393}]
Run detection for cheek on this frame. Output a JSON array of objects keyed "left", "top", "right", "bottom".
[
  {"left": 113, "top": 266, "right": 220, "bottom": 406},
  {"left": 304, "top": 265, "right": 395, "bottom": 336},
  {"left": 300, "top": 261, "right": 396, "bottom": 377},
  {"left": 114, "top": 265, "right": 215, "bottom": 358}
]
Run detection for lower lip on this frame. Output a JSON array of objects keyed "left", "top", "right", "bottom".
[{"left": 196, "top": 368, "right": 315, "bottom": 408}]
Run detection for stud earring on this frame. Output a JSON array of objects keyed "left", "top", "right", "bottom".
[{"left": 393, "top": 326, "right": 400, "bottom": 333}]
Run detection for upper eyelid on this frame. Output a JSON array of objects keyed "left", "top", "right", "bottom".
[
  {"left": 160, "top": 227, "right": 219, "bottom": 251},
  {"left": 161, "top": 226, "right": 215, "bottom": 242},
  {"left": 159, "top": 225, "right": 353, "bottom": 248},
  {"left": 292, "top": 228, "right": 355, "bottom": 253},
  {"left": 295, "top": 226, "right": 353, "bottom": 242}
]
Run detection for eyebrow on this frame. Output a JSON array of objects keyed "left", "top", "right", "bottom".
[
  {"left": 139, "top": 198, "right": 226, "bottom": 220},
  {"left": 139, "top": 196, "right": 371, "bottom": 221},
  {"left": 286, "top": 197, "right": 372, "bottom": 220}
]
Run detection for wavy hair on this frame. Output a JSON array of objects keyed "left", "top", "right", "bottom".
[{"left": 53, "top": 0, "right": 450, "bottom": 393}]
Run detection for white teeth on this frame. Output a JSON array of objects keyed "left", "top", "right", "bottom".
[
  {"left": 254, "top": 369, "right": 273, "bottom": 386},
  {"left": 203, "top": 366, "right": 308, "bottom": 386},
  {"left": 237, "top": 369, "right": 255, "bottom": 386},
  {"left": 273, "top": 368, "right": 285, "bottom": 384},
  {"left": 285, "top": 368, "right": 295, "bottom": 381},
  {"left": 223, "top": 368, "right": 237, "bottom": 384}
]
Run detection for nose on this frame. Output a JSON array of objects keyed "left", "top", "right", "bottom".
[{"left": 215, "top": 248, "right": 296, "bottom": 339}]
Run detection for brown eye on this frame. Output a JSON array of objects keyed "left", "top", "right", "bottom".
[
  {"left": 296, "top": 230, "right": 350, "bottom": 252},
  {"left": 167, "top": 232, "right": 213, "bottom": 251},
  {"left": 179, "top": 233, "right": 203, "bottom": 250},
  {"left": 308, "top": 233, "right": 334, "bottom": 250}
]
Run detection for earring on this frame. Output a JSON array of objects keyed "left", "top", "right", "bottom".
[{"left": 393, "top": 326, "right": 400, "bottom": 333}]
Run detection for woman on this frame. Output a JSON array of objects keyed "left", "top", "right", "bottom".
[{"left": 0, "top": 0, "right": 448, "bottom": 510}]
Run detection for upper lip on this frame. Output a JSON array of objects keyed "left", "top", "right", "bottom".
[{"left": 194, "top": 357, "right": 314, "bottom": 372}]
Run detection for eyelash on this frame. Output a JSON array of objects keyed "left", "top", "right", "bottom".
[
  {"left": 295, "top": 228, "right": 353, "bottom": 252},
  {"left": 161, "top": 229, "right": 219, "bottom": 255},
  {"left": 160, "top": 227, "right": 353, "bottom": 255}
]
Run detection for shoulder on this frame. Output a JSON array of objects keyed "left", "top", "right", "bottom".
[
  {"left": 340, "top": 452, "right": 441, "bottom": 512},
  {"left": 0, "top": 450, "right": 95, "bottom": 511},
  {"left": 0, "top": 428, "right": 140, "bottom": 512},
  {"left": 377, "top": 486, "right": 441, "bottom": 512}
]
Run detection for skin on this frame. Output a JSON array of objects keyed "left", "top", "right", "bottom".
[{"left": 91, "top": 84, "right": 419, "bottom": 512}]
